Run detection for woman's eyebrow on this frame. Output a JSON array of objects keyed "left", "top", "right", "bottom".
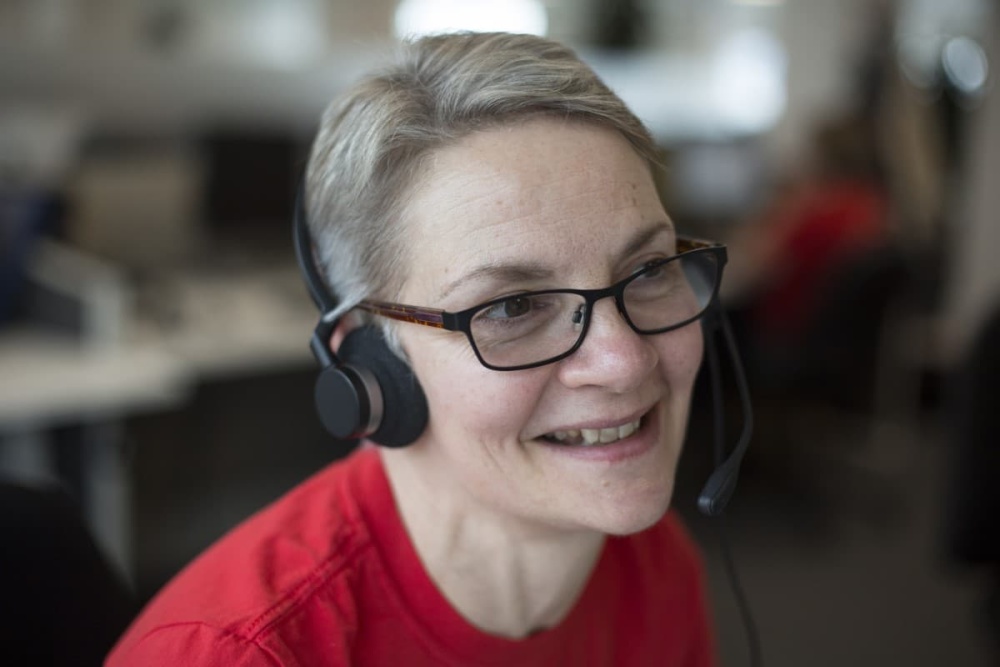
[
  {"left": 436, "top": 221, "right": 673, "bottom": 302},
  {"left": 618, "top": 223, "right": 674, "bottom": 262},
  {"left": 436, "top": 263, "right": 554, "bottom": 301}
]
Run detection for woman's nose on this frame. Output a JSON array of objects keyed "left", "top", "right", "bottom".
[{"left": 557, "top": 298, "right": 658, "bottom": 391}]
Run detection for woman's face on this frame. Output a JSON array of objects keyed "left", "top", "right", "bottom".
[{"left": 393, "top": 118, "right": 703, "bottom": 537}]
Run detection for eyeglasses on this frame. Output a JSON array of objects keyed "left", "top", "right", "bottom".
[{"left": 358, "top": 237, "right": 727, "bottom": 371}]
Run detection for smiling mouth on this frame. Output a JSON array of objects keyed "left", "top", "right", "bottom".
[{"left": 541, "top": 417, "right": 643, "bottom": 447}]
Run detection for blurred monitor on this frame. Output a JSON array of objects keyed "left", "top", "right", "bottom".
[
  {"left": 66, "top": 144, "right": 203, "bottom": 272},
  {"left": 667, "top": 140, "right": 770, "bottom": 224},
  {"left": 201, "top": 131, "right": 306, "bottom": 253}
]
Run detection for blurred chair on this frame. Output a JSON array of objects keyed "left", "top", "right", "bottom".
[
  {"left": 747, "top": 241, "right": 913, "bottom": 518},
  {"left": 0, "top": 478, "right": 137, "bottom": 665},
  {"left": 199, "top": 130, "right": 303, "bottom": 252},
  {"left": 944, "top": 299, "right": 1000, "bottom": 656},
  {"left": 773, "top": 241, "right": 911, "bottom": 412}
]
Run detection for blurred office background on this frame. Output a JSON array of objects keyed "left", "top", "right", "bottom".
[{"left": 1, "top": 0, "right": 997, "bottom": 664}]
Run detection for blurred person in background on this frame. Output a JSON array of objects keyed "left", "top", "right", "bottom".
[
  {"left": 942, "top": 6, "right": 1000, "bottom": 660},
  {"left": 106, "top": 32, "right": 727, "bottom": 666},
  {"left": 719, "top": 111, "right": 900, "bottom": 512},
  {"left": 723, "top": 112, "right": 891, "bottom": 352}
]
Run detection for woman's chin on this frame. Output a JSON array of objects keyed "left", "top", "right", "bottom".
[{"left": 583, "top": 482, "right": 675, "bottom": 537}]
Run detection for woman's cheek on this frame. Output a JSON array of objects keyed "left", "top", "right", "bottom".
[{"left": 660, "top": 324, "right": 704, "bottom": 387}]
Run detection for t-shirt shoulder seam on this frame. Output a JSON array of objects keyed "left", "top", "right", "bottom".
[
  {"left": 129, "top": 621, "right": 283, "bottom": 666},
  {"left": 242, "top": 531, "right": 372, "bottom": 641}
]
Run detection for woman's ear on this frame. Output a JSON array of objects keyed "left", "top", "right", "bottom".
[{"left": 328, "top": 311, "right": 364, "bottom": 355}]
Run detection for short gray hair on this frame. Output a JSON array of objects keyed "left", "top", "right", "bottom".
[{"left": 304, "top": 31, "right": 660, "bottom": 350}]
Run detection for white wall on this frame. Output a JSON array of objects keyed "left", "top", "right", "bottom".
[{"left": 0, "top": 0, "right": 875, "bottom": 141}]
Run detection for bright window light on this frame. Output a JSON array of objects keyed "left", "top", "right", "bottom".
[
  {"left": 394, "top": 0, "right": 548, "bottom": 39},
  {"left": 190, "top": 1, "right": 327, "bottom": 69},
  {"left": 942, "top": 36, "right": 989, "bottom": 96},
  {"left": 244, "top": 3, "right": 327, "bottom": 68},
  {"left": 711, "top": 28, "right": 787, "bottom": 134}
]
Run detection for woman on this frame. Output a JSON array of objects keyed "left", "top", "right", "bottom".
[{"left": 108, "top": 32, "right": 724, "bottom": 666}]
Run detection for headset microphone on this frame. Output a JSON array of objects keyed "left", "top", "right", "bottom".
[
  {"left": 293, "top": 185, "right": 428, "bottom": 448},
  {"left": 698, "top": 304, "right": 763, "bottom": 667},
  {"left": 698, "top": 305, "right": 754, "bottom": 517}
]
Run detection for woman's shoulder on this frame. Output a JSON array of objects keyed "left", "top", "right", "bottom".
[{"left": 106, "top": 448, "right": 386, "bottom": 666}]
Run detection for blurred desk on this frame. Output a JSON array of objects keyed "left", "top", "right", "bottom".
[
  {"left": 0, "top": 264, "right": 317, "bottom": 580},
  {"left": 0, "top": 329, "right": 189, "bottom": 428},
  {"left": 146, "top": 265, "right": 316, "bottom": 380}
]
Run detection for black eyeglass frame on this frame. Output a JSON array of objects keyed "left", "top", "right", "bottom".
[{"left": 358, "top": 237, "right": 728, "bottom": 371}]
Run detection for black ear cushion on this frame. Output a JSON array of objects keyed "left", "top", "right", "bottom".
[{"left": 338, "top": 326, "right": 429, "bottom": 448}]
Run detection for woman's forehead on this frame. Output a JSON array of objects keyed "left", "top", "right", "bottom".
[
  {"left": 413, "top": 122, "right": 663, "bottom": 223},
  {"left": 397, "top": 119, "right": 671, "bottom": 302}
]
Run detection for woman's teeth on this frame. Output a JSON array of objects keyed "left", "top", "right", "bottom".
[{"left": 547, "top": 419, "right": 640, "bottom": 446}]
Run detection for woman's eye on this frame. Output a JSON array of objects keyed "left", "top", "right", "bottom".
[
  {"left": 635, "top": 260, "right": 668, "bottom": 280},
  {"left": 482, "top": 296, "right": 533, "bottom": 320}
]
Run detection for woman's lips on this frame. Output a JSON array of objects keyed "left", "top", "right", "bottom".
[
  {"left": 536, "top": 406, "right": 660, "bottom": 463},
  {"left": 544, "top": 418, "right": 641, "bottom": 446}
]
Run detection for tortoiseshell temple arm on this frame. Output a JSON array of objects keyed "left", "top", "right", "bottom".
[
  {"left": 358, "top": 300, "right": 448, "bottom": 330},
  {"left": 678, "top": 236, "right": 728, "bottom": 267},
  {"left": 677, "top": 236, "right": 720, "bottom": 253}
]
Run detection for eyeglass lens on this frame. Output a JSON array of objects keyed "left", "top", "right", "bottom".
[{"left": 469, "top": 252, "right": 719, "bottom": 368}]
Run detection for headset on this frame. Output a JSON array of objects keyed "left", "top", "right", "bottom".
[
  {"left": 293, "top": 185, "right": 752, "bottom": 516},
  {"left": 292, "top": 186, "right": 429, "bottom": 449}
]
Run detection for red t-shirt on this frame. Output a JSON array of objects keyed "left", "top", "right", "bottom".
[{"left": 107, "top": 448, "right": 716, "bottom": 666}]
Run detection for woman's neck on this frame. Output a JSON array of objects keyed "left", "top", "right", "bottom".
[{"left": 380, "top": 447, "right": 606, "bottom": 639}]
